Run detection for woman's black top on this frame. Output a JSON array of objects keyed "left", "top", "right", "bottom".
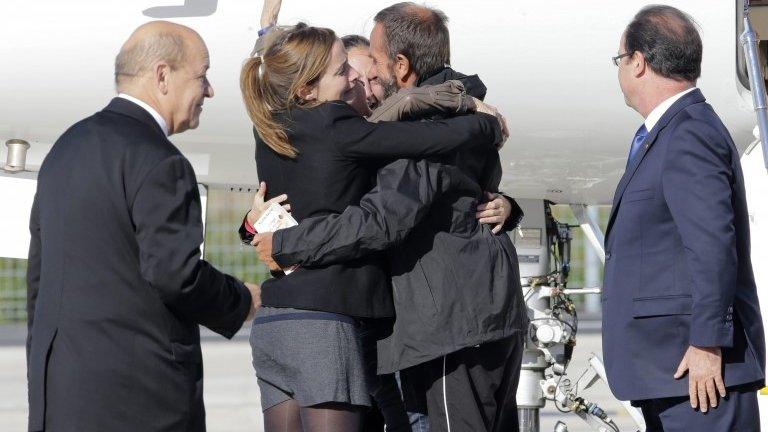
[{"left": 254, "top": 101, "right": 500, "bottom": 318}]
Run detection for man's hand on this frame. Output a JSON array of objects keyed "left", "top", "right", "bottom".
[
  {"left": 247, "top": 182, "right": 290, "bottom": 227},
  {"left": 252, "top": 232, "right": 280, "bottom": 271},
  {"left": 473, "top": 98, "right": 496, "bottom": 116},
  {"left": 674, "top": 345, "right": 726, "bottom": 412},
  {"left": 476, "top": 192, "right": 512, "bottom": 234},
  {"left": 244, "top": 282, "right": 261, "bottom": 320}
]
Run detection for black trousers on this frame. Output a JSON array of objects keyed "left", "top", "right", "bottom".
[
  {"left": 634, "top": 381, "right": 762, "bottom": 432},
  {"left": 360, "top": 319, "right": 412, "bottom": 432},
  {"left": 400, "top": 333, "right": 524, "bottom": 432}
]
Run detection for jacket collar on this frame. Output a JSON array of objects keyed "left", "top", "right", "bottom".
[
  {"left": 605, "top": 88, "right": 706, "bottom": 242},
  {"left": 417, "top": 67, "right": 487, "bottom": 100},
  {"left": 102, "top": 97, "right": 167, "bottom": 138}
]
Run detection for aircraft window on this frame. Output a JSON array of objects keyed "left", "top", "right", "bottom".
[{"left": 737, "top": 0, "right": 768, "bottom": 90}]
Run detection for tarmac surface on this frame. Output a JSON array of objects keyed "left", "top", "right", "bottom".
[{"left": 0, "top": 322, "right": 650, "bottom": 432}]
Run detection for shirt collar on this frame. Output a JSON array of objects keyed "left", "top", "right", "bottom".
[
  {"left": 117, "top": 93, "right": 169, "bottom": 137},
  {"left": 644, "top": 87, "right": 697, "bottom": 132}
]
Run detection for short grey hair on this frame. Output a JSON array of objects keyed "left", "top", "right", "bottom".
[
  {"left": 115, "top": 33, "right": 186, "bottom": 87},
  {"left": 374, "top": 2, "right": 450, "bottom": 80}
]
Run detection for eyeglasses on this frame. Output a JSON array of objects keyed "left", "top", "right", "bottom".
[{"left": 612, "top": 51, "right": 634, "bottom": 67}]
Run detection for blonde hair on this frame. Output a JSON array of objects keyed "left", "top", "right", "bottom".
[{"left": 240, "top": 23, "right": 336, "bottom": 158}]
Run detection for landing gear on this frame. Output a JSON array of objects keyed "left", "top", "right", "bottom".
[{"left": 512, "top": 200, "right": 645, "bottom": 432}]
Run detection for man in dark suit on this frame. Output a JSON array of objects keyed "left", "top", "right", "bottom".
[
  {"left": 603, "top": 6, "right": 765, "bottom": 430},
  {"left": 26, "top": 21, "right": 259, "bottom": 432}
]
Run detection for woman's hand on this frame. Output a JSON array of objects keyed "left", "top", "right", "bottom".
[
  {"left": 472, "top": 99, "right": 509, "bottom": 149},
  {"left": 476, "top": 192, "right": 512, "bottom": 234},
  {"left": 247, "top": 181, "right": 291, "bottom": 227}
]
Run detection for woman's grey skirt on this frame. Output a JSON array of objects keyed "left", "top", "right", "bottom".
[{"left": 249, "top": 306, "right": 372, "bottom": 411}]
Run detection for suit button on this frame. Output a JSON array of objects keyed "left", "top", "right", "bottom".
[{"left": 605, "top": 252, "right": 612, "bottom": 260}]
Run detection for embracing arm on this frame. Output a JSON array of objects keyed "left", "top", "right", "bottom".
[
  {"left": 270, "top": 159, "right": 480, "bottom": 267},
  {"left": 368, "top": 80, "right": 475, "bottom": 123},
  {"left": 481, "top": 155, "right": 523, "bottom": 232},
  {"left": 330, "top": 104, "right": 502, "bottom": 160}
]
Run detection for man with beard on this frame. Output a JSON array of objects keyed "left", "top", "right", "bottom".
[{"left": 252, "top": 3, "right": 526, "bottom": 431}]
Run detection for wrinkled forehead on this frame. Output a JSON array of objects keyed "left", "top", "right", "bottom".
[
  {"left": 186, "top": 35, "right": 210, "bottom": 70},
  {"left": 369, "top": 23, "right": 388, "bottom": 55},
  {"left": 347, "top": 46, "right": 370, "bottom": 58}
]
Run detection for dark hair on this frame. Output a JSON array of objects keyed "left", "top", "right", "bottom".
[
  {"left": 624, "top": 5, "right": 702, "bottom": 82},
  {"left": 341, "top": 34, "right": 369, "bottom": 51},
  {"left": 373, "top": 2, "right": 450, "bottom": 79}
]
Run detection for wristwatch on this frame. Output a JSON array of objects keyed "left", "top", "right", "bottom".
[{"left": 238, "top": 212, "right": 256, "bottom": 245}]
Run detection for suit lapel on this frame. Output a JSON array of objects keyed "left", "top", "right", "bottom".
[
  {"left": 102, "top": 97, "right": 167, "bottom": 138},
  {"left": 605, "top": 89, "right": 706, "bottom": 240}
]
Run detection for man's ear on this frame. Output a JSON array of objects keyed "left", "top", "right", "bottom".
[
  {"left": 155, "top": 62, "right": 171, "bottom": 95},
  {"left": 633, "top": 51, "right": 647, "bottom": 78},
  {"left": 393, "top": 53, "right": 413, "bottom": 84},
  {"left": 297, "top": 83, "right": 318, "bottom": 102}
]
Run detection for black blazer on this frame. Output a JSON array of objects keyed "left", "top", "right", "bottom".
[
  {"left": 255, "top": 101, "right": 502, "bottom": 318},
  {"left": 26, "top": 98, "right": 252, "bottom": 432}
]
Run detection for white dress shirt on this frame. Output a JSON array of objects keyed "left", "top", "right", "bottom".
[
  {"left": 644, "top": 87, "right": 697, "bottom": 132},
  {"left": 117, "top": 93, "right": 169, "bottom": 137}
]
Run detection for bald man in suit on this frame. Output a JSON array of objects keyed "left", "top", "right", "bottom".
[{"left": 26, "top": 21, "right": 260, "bottom": 432}]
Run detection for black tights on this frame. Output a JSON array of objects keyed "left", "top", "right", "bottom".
[{"left": 263, "top": 400, "right": 365, "bottom": 432}]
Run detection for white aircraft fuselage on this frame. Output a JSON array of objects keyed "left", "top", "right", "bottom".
[
  {"left": 2, "top": 0, "right": 768, "bottom": 426},
  {"left": 1, "top": 0, "right": 764, "bottom": 204}
]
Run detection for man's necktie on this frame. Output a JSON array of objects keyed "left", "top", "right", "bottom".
[{"left": 627, "top": 124, "right": 649, "bottom": 168}]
